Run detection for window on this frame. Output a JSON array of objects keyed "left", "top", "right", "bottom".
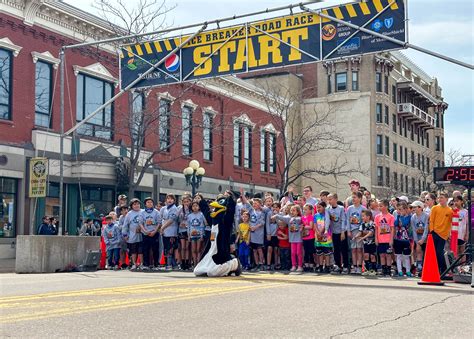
[
  {"left": 418, "top": 179, "right": 422, "bottom": 194},
  {"left": 405, "top": 176, "right": 409, "bottom": 194},
  {"left": 327, "top": 74, "right": 332, "bottom": 94},
  {"left": 182, "top": 105, "right": 193, "bottom": 156},
  {"left": 441, "top": 137, "right": 444, "bottom": 152},
  {"left": 35, "top": 61, "right": 52, "bottom": 127},
  {"left": 385, "top": 136, "right": 389, "bottom": 156},
  {"left": 392, "top": 85, "right": 396, "bottom": 103},
  {"left": 392, "top": 114, "right": 397, "bottom": 132},
  {"left": 376, "top": 135, "right": 383, "bottom": 154},
  {"left": 377, "top": 166, "right": 383, "bottom": 186},
  {"left": 0, "top": 49, "right": 13, "bottom": 120},
  {"left": 410, "top": 124, "right": 414, "bottom": 141},
  {"left": 233, "top": 123, "right": 242, "bottom": 166},
  {"left": 400, "top": 173, "right": 404, "bottom": 192},
  {"left": 427, "top": 157, "right": 430, "bottom": 173},
  {"left": 421, "top": 130, "right": 425, "bottom": 146},
  {"left": 393, "top": 172, "right": 398, "bottom": 190},
  {"left": 131, "top": 92, "right": 145, "bottom": 147},
  {"left": 76, "top": 74, "right": 113, "bottom": 139},
  {"left": 203, "top": 112, "right": 213, "bottom": 161},
  {"left": 435, "top": 160, "right": 441, "bottom": 168},
  {"left": 399, "top": 118, "right": 403, "bottom": 135},
  {"left": 435, "top": 112, "right": 440, "bottom": 128},
  {"left": 412, "top": 177, "right": 416, "bottom": 195},
  {"left": 0, "top": 178, "right": 17, "bottom": 237},
  {"left": 403, "top": 120, "right": 407, "bottom": 137},
  {"left": 80, "top": 186, "right": 115, "bottom": 221},
  {"left": 399, "top": 145, "right": 403, "bottom": 164},
  {"left": 234, "top": 122, "right": 252, "bottom": 168},
  {"left": 385, "top": 167, "right": 390, "bottom": 186},
  {"left": 269, "top": 132, "right": 276, "bottom": 173},
  {"left": 422, "top": 155, "right": 425, "bottom": 172},
  {"left": 404, "top": 147, "right": 408, "bottom": 166},
  {"left": 393, "top": 143, "right": 397, "bottom": 161},
  {"left": 376, "top": 104, "right": 382, "bottom": 123},
  {"left": 260, "top": 132, "right": 268, "bottom": 172},
  {"left": 243, "top": 126, "right": 252, "bottom": 168},
  {"left": 418, "top": 153, "right": 421, "bottom": 170},
  {"left": 159, "top": 99, "right": 171, "bottom": 151},
  {"left": 435, "top": 136, "right": 440, "bottom": 151},
  {"left": 336, "top": 72, "right": 347, "bottom": 92},
  {"left": 441, "top": 114, "right": 444, "bottom": 129},
  {"left": 384, "top": 75, "right": 389, "bottom": 94},
  {"left": 426, "top": 133, "right": 430, "bottom": 148},
  {"left": 417, "top": 129, "right": 420, "bottom": 144},
  {"left": 376, "top": 72, "right": 382, "bottom": 92},
  {"left": 352, "top": 71, "right": 359, "bottom": 91},
  {"left": 411, "top": 150, "right": 415, "bottom": 167},
  {"left": 384, "top": 105, "right": 389, "bottom": 124}
]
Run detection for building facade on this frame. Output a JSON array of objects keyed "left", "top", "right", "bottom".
[
  {"left": 0, "top": 0, "right": 284, "bottom": 258},
  {"left": 243, "top": 51, "right": 447, "bottom": 200}
]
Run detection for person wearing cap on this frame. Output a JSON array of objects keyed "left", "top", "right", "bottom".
[
  {"left": 140, "top": 197, "right": 162, "bottom": 270},
  {"left": 122, "top": 198, "right": 144, "bottom": 270},
  {"left": 410, "top": 200, "right": 429, "bottom": 275},
  {"left": 114, "top": 194, "right": 128, "bottom": 216}
]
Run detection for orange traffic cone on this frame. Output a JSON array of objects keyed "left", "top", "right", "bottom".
[
  {"left": 418, "top": 234, "right": 444, "bottom": 286},
  {"left": 160, "top": 251, "right": 166, "bottom": 265}
]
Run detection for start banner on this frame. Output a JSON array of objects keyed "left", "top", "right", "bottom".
[{"left": 120, "top": 0, "right": 406, "bottom": 88}]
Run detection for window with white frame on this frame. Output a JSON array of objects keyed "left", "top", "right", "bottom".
[
  {"left": 182, "top": 105, "right": 193, "bottom": 156},
  {"left": 336, "top": 72, "right": 347, "bottom": 92},
  {"left": 35, "top": 61, "right": 52, "bottom": 127},
  {"left": 159, "top": 99, "right": 171, "bottom": 151},
  {"left": 203, "top": 111, "right": 214, "bottom": 161},
  {"left": 260, "top": 127, "right": 277, "bottom": 174},
  {"left": 0, "top": 49, "right": 13, "bottom": 120},
  {"left": 131, "top": 91, "right": 145, "bottom": 147},
  {"left": 233, "top": 115, "right": 254, "bottom": 168}
]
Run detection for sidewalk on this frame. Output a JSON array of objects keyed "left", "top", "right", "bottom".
[{"left": 0, "top": 258, "right": 15, "bottom": 273}]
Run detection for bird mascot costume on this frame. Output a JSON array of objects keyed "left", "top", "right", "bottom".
[{"left": 194, "top": 192, "right": 241, "bottom": 277}]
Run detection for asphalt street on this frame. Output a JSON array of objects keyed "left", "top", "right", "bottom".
[{"left": 0, "top": 270, "right": 472, "bottom": 338}]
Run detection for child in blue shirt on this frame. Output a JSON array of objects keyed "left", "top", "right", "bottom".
[{"left": 103, "top": 215, "right": 121, "bottom": 269}]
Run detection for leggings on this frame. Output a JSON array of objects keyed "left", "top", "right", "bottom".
[
  {"left": 290, "top": 242, "right": 303, "bottom": 267},
  {"left": 303, "top": 239, "right": 315, "bottom": 264}
]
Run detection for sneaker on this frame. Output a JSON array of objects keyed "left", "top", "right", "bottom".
[
  {"left": 113, "top": 265, "right": 119, "bottom": 271},
  {"left": 319, "top": 266, "right": 324, "bottom": 273},
  {"left": 324, "top": 266, "right": 330, "bottom": 274},
  {"left": 398, "top": 271, "right": 403, "bottom": 277},
  {"left": 165, "top": 265, "right": 172, "bottom": 270},
  {"left": 130, "top": 264, "right": 137, "bottom": 271},
  {"left": 342, "top": 267, "right": 349, "bottom": 274},
  {"left": 296, "top": 267, "right": 304, "bottom": 272},
  {"left": 290, "top": 266, "right": 297, "bottom": 272},
  {"left": 142, "top": 266, "right": 150, "bottom": 271},
  {"left": 332, "top": 265, "right": 341, "bottom": 274},
  {"left": 406, "top": 272, "right": 413, "bottom": 277},
  {"left": 369, "top": 270, "right": 377, "bottom": 276},
  {"left": 362, "top": 269, "right": 370, "bottom": 276}
]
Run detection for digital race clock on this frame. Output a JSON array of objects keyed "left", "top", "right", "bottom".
[{"left": 433, "top": 166, "right": 474, "bottom": 186}]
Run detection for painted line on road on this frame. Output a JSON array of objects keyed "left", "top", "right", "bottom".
[{"left": 1, "top": 282, "right": 285, "bottom": 323}]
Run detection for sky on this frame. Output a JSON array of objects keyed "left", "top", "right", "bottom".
[{"left": 67, "top": 0, "right": 474, "bottom": 157}]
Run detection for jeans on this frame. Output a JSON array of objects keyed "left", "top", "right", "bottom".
[
  {"left": 143, "top": 233, "right": 160, "bottom": 267},
  {"left": 280, "top": 248, "right": 291, "bottom": 270},
  {"left": 290, "top": 242, "right": 303, "bottom": 267},
  {"left": 107, "top": 248, "right": 120, "bottom": 267},
  {"left": 431, "top": 231, "right": 447, "bottom": 274},
  {"left": 238, "top": 242, "right": 250, "bottom": 268},
  {"left": 332, "top": 232, "right": 349, "bottom": 268}
]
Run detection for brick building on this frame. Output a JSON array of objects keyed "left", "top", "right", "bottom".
[{"left": 0, "top": 0, "right": 284, "bottom": 258}]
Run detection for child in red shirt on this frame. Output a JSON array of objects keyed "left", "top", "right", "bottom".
[{"left": 277, "top": 220, "right": 290, "bottom": 270}]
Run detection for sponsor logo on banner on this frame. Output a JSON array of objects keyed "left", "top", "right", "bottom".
[
  {"left": 371, "top": 19, "right": 383, "bottom": 32},
  {"left": 165, "top": 54, "right": 180, "bottom": 72},
  {"left": 29, "top": 158, "right": 48, "bottom": 198},
  {"left": 127, "top": 58, "right": 137, "bottom": 71},
  {"left": 384, "top": 17, "right": 394, "bottom": 29},
  {"left": 336, "top": 37, "right": 361, "bottom": 54},
  {"left": 322, "top": 24, "right": 337, "bottom": 41}
]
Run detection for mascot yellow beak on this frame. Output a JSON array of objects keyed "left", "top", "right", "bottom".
[{"left": 210, "top": 200, "right": 226, "bottom": 218}]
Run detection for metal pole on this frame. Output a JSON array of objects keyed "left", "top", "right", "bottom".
[
  {"left": 192, "top": 173, "right": 196, "bottom": 197},
  {"left": 64, "top": 24, "right": 208, "bottom": 136},
  {"left": 63, "top": 0, "right": 325, "bottom": 50},
  {"left": 59, "top": 49, "right": 65, "bottom": 236},
  {"left": 300, "top": 5, "right": 474, "bottom": 70}
]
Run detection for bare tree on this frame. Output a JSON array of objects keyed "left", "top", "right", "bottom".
[
  {"left": 257, "top": 79, "right": 363, "bottom": 195},
  {"left": 446, "top": 148, "right": 471, "bottom": 166}
]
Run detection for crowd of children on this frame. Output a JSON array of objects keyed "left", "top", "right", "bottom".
[{"left": 101, "top": 181, "right": 470, "bottom": 278}]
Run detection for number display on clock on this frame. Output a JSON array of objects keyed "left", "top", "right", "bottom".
[{"left": 434, "top": 166, "right": 474, "bottom": 185}]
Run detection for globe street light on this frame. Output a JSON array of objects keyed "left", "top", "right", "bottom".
[{"left": 183, "top": 160, "right": 205, "bottom": 196}]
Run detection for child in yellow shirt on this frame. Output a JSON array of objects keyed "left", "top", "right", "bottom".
[{"left": 236, "top": 211, "right": 251, "bottom": 270}]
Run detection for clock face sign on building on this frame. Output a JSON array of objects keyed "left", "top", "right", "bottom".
[{"left": 433, "top": 166, "right": 474, "bottom": 186}]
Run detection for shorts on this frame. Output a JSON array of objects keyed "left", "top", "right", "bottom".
[
  {"left": 315, "top": 246, "right": 333, "bottom": 256},
  {"left": 250, "top": 242, "right": 264, "bottom": 250},
  {"left": 393, "top": 239, "right": 411, "bottom": 255},
  {"left": 163, "top": 236, "right": 178, "bottom": 253},
  {"left": 127, "top": 242, "right": 143, "bottom": 255},
  {"left": 457, "top": 239, "right": 466, "bottom": 246},
  {"left": 364, "top": 243, "right": 376, "bottom": 255},
  {"left": 178, "top": 232, "right": 188, "bottom": 240},
  {"left": 265, "top": 236, "right": 279, "bottom": 248},
  {"left": 377, "top": 243, "right": 390, "bottom": 255},
  {"left": 350, "top": 231, "right": 364, "bottom": 249}
]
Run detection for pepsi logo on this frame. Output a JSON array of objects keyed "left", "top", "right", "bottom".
[{"left": 165, "top": 54, "right": 180, "bottom": 72}]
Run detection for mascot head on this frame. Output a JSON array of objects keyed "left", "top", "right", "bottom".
[{"left": 210, "top": 195, "right": 228, "bottom": 219}]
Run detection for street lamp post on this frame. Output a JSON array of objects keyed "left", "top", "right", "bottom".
[{"left": 183, "top": 160, "right": 205, "bottom": 197}]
